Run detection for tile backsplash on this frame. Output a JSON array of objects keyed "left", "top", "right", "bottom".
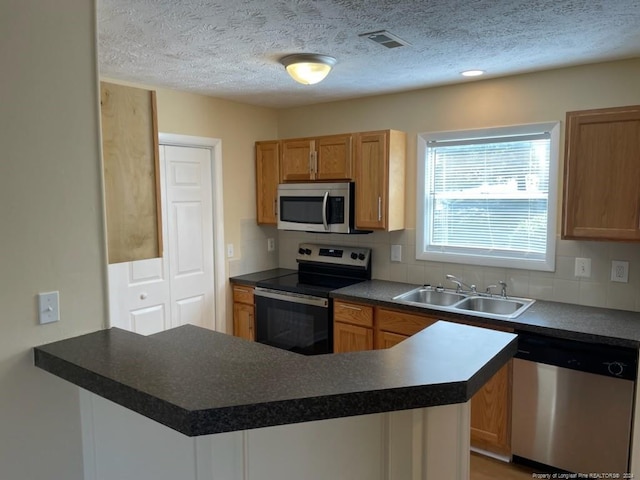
[
  {"left": 231, "top": 223, "right": 640, "bottom": 312},
  {"left": 276, "top": 228, "right": 640, "bottom": 312}
]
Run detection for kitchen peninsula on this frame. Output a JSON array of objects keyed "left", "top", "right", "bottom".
[{"left": 34, "top": 321, "right": 516, "bottom": 480}]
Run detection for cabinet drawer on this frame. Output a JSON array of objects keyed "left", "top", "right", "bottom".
[
  {"left": 333, "top": 301, "right": 373, "bottom": 327},
  {"left": 377, "top": 308, "right": 438, "bottom": 336},
  {"left": 232, "top": 285, "right": 254, "bottom": 305}
]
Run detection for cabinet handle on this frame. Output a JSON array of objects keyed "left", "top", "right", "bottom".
[
  {"left": 313, "top": 151, "right": 318, "bottom": 173},
  {"left": 274, "top": 199, "right": 277, "bottom": 217},
  {"left": 377, "top": 196, "right": 382, "bottom": 221},
  {"left": 339, "top": 304, "right": 362, "bottom": 311},
  {"left": 309, "top": 152, "right": 314, "bottom": 174}
]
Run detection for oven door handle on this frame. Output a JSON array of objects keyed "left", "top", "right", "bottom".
[
  {"left": 322, "top": 191, "right": 329, "bottom": 231},
  {"left": 254, "top": 287, "right": 328, "bottom": 308}
]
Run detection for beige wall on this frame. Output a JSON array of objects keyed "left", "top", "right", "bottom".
[
  {"left": 153, "top": 88, "right": 278, "bottom": 249},
  {"left": 0, "top": 1, "right": 106, "bottom": 478}
]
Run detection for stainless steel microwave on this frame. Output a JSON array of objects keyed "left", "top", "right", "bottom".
[{"left": 277, "top": 182, "right": 370, "bottom": 234}]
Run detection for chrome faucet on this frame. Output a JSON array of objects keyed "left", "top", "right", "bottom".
[
  {"left": 499, "top": 280, "right": 508, "bottom": 298},
  {"left": 446, "top": 274, "right": 476, "bottom": 294}
]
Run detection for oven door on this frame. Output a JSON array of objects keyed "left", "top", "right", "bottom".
[{"left": 254, "top": 287, "right": 332, "bottom": 355}]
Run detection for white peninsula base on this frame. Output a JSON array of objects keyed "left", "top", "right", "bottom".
[{"left": 80, "top": 390, "right": 471, "bottom": 480}]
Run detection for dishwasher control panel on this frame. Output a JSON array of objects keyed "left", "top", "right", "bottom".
[{"left": 514, "top": 332, "right": 638, "bottom": 380}]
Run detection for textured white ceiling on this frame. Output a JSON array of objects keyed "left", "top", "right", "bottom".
[{"left": 98, "top": 0, "right": 640, "bottom": 108}]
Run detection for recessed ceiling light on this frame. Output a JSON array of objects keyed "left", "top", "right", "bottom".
[{"left": 461, "top": 70, "right": 485, "bottom": 77}]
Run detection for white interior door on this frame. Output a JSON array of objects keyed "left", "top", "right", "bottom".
[
  {"left": 163, "top": 144, "right": 214, "bottom": 329},
  {"left": 108, "top": 142, "right": 216, "bottom": 334}
]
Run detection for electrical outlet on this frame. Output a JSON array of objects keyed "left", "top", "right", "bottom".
[
  {"left": 574, "top": 257, "right": 591, "bottom": 278},
  {"left": 267, "top": 238, "right": 275, "bottom": 252},
  {"left": 38, "top": 291, "right": 59, "bottom": 324},
  {"left": 611, "top": 260, "right": 629, "bottom": 283},
  {"left": 226, "top": 243, "right": 234, "bottom": 258},
  {"left": 391, "top": 244, "right": 402, "bottom": 262}
]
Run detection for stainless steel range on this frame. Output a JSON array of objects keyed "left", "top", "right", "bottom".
[{"left": 254, "top": 243, "right": 371, "bottom": 355}]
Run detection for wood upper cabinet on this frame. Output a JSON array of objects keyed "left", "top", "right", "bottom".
[
  {"left": 354, "top": 130, "right": 406, "bottom": 231},
  {"left": 281, "top": 134, "right": 353, "bottom": 182},
  {"left": 563, "top": 105, "right": 640, "bottom": 240},
  {"left": 255, "top": 141, "right": 280, "bottom": 225},
  {"left": 100, "top": 82, "right": 162, "bottom": 264},
  {"left": 232, "top": 285, "right": 255, "bottom": 341}
]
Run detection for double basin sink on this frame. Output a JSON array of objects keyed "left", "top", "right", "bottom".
[{"left": 392, "top": 286, "right": 535, "bottom": 321}]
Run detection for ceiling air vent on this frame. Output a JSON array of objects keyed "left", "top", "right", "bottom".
[{"left": 359, "top": 30, "right": 411, "bottom": 49}]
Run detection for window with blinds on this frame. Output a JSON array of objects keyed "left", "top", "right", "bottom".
[{"left": 417, "top": 122, "right": 560, "bottom": 271}]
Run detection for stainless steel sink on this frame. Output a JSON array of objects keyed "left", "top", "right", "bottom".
[
  {"left": 393, "top": 287, "right": 466, "bottom": 306},
  {"left": 454, "top": 296, "right": 527, "bottom": 316},
  {"left": 392, "top": 286, "right": 535, "bottom": 320}
]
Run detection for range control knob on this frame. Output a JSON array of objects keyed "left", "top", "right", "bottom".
[
  {"left": 298, "top": 248, "right": 305, "bottom": 255},
  {"left": 350, "top": 252, "right": 358, "bottom": 260},
  {"left": 607, "top": 361, "right": 625, "bottom": 376},
  {"left": 358, "top": 253, "right": 366, "bottom": 260},
  {"left": 304, "top": 248, "right": 312, "bottom": 255}
]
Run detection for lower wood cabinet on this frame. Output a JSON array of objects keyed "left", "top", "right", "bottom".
[
  {"left": 232, "top": 285, "right": 255, "bottom": 341},
  {"left": 469, "top": 361, "right": 511, "bottom": 457},
  {"left": 375, "top": 330, "right": 407, "bottom": 349},
  {"left": 332, "top": 300, "right": 513, "bottom": 457},
  {"left": 333, "top": 300, "right": 374, "bottom": 352},
  {"left": 334, "top": 322, "right": 373, "bottom": 352}
]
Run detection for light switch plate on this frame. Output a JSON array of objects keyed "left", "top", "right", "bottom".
[
  {"left": 391, "top": 244, "right": 402, "bottom": 262},
  {"left": 267, "top": 238, "right": 275, "bottom": 252},
  {"left": 38, "top": 291, "right": 59, "bottom": 324},
  {"left": 574, "top": 257, "right": 591, "bottom": 278},
  {"left": 226, "top": 243, "right": 234, "bottom": 258},
  {"left": 611, "top": 260, "right": 629, "bottom": 283}
]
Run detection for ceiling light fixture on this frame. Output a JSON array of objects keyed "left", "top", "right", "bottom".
[
  {"left": 461, "top": 70, "right": 485, "bottom": 77},
  {"left": 280, "top": 54, "right": 337, "bottom": 85}
]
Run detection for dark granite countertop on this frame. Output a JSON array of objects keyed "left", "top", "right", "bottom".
[
  {"left": 331, "top": 280, "right": 640, "bottom": 348},
  {"left": 230, "top": 268, "right": 296, "bottom": 286},
  {"left": 34, "top": 322, "right": 516, "bottom": 437}
]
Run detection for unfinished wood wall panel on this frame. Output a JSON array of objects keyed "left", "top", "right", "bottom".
[{"left": 100, "top": 82, "right": 161, "bottom": 264}]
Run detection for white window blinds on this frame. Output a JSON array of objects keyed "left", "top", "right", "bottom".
[{"left": 417, "top": 123, "right": 559, "bottom": 271}]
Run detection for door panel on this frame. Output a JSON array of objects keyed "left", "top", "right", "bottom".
[
  {"left": 130, "top": 305, "right": 167, "bottom": 336},
  {"left": 164, "top": 145, "right": 214, "bottom": 329}
]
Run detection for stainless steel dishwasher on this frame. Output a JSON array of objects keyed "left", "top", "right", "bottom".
[{"left": 512, "top": 331, "right": 637, "bottom": 474}]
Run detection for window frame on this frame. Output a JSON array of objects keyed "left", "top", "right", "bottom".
[{"left": 416, "top": 121, "right": 560, "bottom": 272}]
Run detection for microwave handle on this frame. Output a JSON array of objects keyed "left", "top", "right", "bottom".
[{"left": 322, "top": 191, "right": 329, "bottom": 231}]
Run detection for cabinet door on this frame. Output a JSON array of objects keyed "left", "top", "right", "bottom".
[
  {"left": 563, "top": 105, "right": 640, "bottom": 240},
  {"left": 100, "top": 82, "right": 162, "bottom": 264},
  {"left": 281, "top": 139, "right": 314, "bottom": 182},
  {"left": 375, "top": 331, "right": 407, "bottom": 349},
  {"left": 233, "top": 302, "right": 255, "bottom": 341},
  {"left": 334, "top": 322, "right": 373, "bottom": 353},
  {"left": 315, "top": 134, "right": 353, "bottom": 180},
  {"left": 355, "top": 131, "right": 387, "bottom": 229},
  {"left": 354, "top": 130, "right": 405, "bottom": 231},
  {"left": 470, "top": 361, "right": 512, "bottom": 457},
  {"left": 255, "top": 141, "right": 280, "bottom": 225}
]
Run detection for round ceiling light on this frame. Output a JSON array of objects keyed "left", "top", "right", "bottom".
[
  {"left": 280, "top": 54, "right": 337, "bottom": 85},
  {"left": 461, "top": 70, "right": 485, "bottom": 77}
]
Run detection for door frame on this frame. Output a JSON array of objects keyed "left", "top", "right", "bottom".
[{"left": 158, "top": 133, "right": 226, "bottom": 333}]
